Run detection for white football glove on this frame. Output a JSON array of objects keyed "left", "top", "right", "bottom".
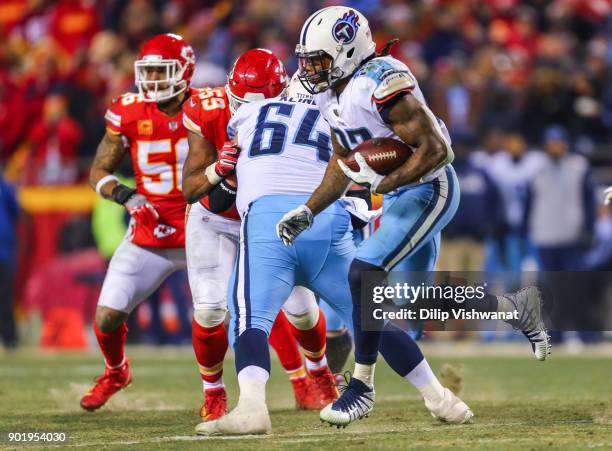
[
  {"left": 276, "top": 205, "right": 313, "bottom": 246},
  {"left": 337, "top": 153, "right": 384, "bottom": 193},
  {"left": 604, "top": 186, "right": 612, "bottom": 205}
]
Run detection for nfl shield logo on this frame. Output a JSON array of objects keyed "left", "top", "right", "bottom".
[{"left": 168, "top": 121, "right": 178, "bottom": 131}]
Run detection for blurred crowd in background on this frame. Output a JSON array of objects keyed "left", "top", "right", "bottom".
[{"left": 1, "top": 0, "right": 612, "bottom": 350}]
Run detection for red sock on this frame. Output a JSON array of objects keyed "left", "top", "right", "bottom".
[
  {"left": 269, "top": 311, "right": 304, "bottom": 373},
  {"left": 94, "top": 322, "right": 127, "bottom": 369},
  {"left": 192, "top": 318, "right": 228, "bottom": 389},
  {"left": 288, "top": 308, "right": 328, "bottom": 369}
]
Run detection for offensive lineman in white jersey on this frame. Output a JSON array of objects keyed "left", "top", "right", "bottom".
[
  {"left": 277, "top": 6, "right": 550, "bottom": 427},
  {"left": 195, "top": 80, "right": 356, "bottom": 435}
]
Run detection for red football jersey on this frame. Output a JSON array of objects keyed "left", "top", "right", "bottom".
[
  {"left": 182, "top": 87, "right": 240, "bottom": 221},
  {"left": 104, "top": 90, "right": 191, "bottom": 248}
]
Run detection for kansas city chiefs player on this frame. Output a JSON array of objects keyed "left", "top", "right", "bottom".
[
  {"left": 182, "top": 49, "right": 339, "bottom": 428},
  {"left": 82, "top": 33, "right": 194, "bottom": 412},
  {"left": 83, "top": 35, "right": 318, "bottom": 416}
]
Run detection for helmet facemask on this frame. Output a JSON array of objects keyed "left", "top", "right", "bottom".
[
  {"left": 225, "top": 84, "right": 248, "bottom": 115},
  {"left": 295, "top": 47, "right": 344, "bottom": 94},
  {"left": 134, "top": 58, "right": 187, "bottom": 103}
]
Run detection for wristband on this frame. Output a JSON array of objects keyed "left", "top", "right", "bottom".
[
  {"left": 95, "top": 175, "right": 119, "bottom": 196},
  {"left": 111, "top": 184, "right": 137, "bottom": 205},
  {"left": 205, "top": 163, "right": 223, "bottom": 186}
]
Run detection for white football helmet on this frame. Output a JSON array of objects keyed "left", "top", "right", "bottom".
[{"left": 295, "top": 6, "right": 376, "bottom": 94}]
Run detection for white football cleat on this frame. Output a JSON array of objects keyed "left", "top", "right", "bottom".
[
  {"left": 195, "top": 398, "right": 271, "bottom": 436},
  {"left": 502, "top": 286, "right": 551, "bottom": 361},
  {"left": 425, "top": 388, "right": 474, "bottom": 424},
  {"left": 319, "top": 376, "right": 375, "bottom": 428}
]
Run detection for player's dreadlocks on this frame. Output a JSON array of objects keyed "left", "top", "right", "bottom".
[{"left": 377, "top": 38, "right": 400, "bottom": 57}]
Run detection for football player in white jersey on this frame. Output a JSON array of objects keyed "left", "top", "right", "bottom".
[
  {"left": 277, "top": 6, "right": 551, "bottom": 427},
  {"left": 197, "top": 77, "right": 446, "bottom": 436},
  {"left": 194, "top": 78, "right": 355, "bottom": 436}
]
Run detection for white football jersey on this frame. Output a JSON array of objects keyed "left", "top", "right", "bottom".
[
  {"left": 228, "top": 96, "right": 332, "bottom": 215},
  {"left": 315, "top": 55, "right": 451, "bottom": 186}
]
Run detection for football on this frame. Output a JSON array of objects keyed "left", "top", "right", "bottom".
[{"left": 344, "top": 137, "right": 413, "bottom": 175}]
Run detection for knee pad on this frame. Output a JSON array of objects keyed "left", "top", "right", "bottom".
[
  {"left": 194, "top": 308, "right": 227, "bottom": 328},
  {"left": 283, "top": 286, "right": 319, "bottom": 330},
  {"left": 284, "top": 307, "right": 319, "bottom": 331}
]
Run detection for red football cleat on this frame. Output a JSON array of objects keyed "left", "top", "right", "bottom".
[
  {"left": 309, "top": 366, "right": 339, "bottom": 406},
  {"left": 80, "top": 360, "right": 132, "bottom": 411},
  {"left": 291, "top": 376, "right": 323, "bottom": 410},
  {"left": 200, "top": 387, "right": 228, "bottom": 421}
]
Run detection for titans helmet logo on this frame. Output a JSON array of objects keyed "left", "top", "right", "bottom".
[{"left": 332, "top": 10, "right": 360, "bottom": 44}]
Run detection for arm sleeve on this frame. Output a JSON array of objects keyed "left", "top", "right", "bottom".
[{"left": 206, "top": 179, "right": 237, "bottom": 214}]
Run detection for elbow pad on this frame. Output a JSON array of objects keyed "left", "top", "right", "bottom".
[{"left": 206, "top": 179, "right": 237, "bottom": 214}]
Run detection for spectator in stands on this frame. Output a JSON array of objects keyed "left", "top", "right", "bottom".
[
  {"left": 485, "top": 131, "right": 542, "bottom": 275},
  {"left": 525, "top": 125, "right": 597, "bottom": 343},
  {"left": 471, "top": 128, "right": 503, "bottom": 170},
  {"left": 0, "top": 171, "right": 18, "bottom": 350},
  {"left": 525, "top": 125, "right": 595, "bottom": 270},
  {"left": 25, "top": 94, "right": 83, "bottom": 185},
  {"left": 439, "top": 138, "right": 504, "bottom": 272},
  {"left": 582, "top": 202, "right": 612, "bottom": 271}
]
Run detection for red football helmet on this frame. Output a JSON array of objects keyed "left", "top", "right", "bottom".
[
  {"left": 135, "top": 33, "right": 195, "bottom": 103},
  {"left": 226, "top": 48, "right": 289, "bottom": 113}
]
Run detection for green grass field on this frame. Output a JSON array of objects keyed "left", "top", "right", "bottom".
[{"left": 1, "top": 344, "right": 610, "bottom": 450}]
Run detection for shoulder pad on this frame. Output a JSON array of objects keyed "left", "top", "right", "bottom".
[
  {"left": 106, "top": 92, "right": 141, "bottom": 132},
  {"left": 116, "top": 92, "right": 144, "bottom": 107},
  {"left": 372, "top": 69, "right": 416, "bottom": 103},
  {"left": 354, "top": 58, "right": 416, "bottom": 103},
  {"left": 107, "top": 92, "right": 144, "bottom": 120}
]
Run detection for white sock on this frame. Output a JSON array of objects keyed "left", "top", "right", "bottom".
[
  {"left": 203, "top": 379, "right": 225, "bottom": 391},
  {"left": 306, "top": 355, "right": 328, "bottom": 372},
  {"left": 404, "top": 359, "right": 445, "bottom": 401},
  {"left": 353, "top": 362, "right": 375, "bottom": 386},
  {"left": 237, "top": 365, "right": 269, "bottom": 405}
]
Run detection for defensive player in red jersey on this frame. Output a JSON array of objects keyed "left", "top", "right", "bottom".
[
  {"left": 82, "top": 33, "right": 194, "bottom": 412},
  {"left": 182, "top": 49, "right": 339, "bottom": 430},
  {"left": 82, "top": 34, "right": 318, "bottom": 416}
]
